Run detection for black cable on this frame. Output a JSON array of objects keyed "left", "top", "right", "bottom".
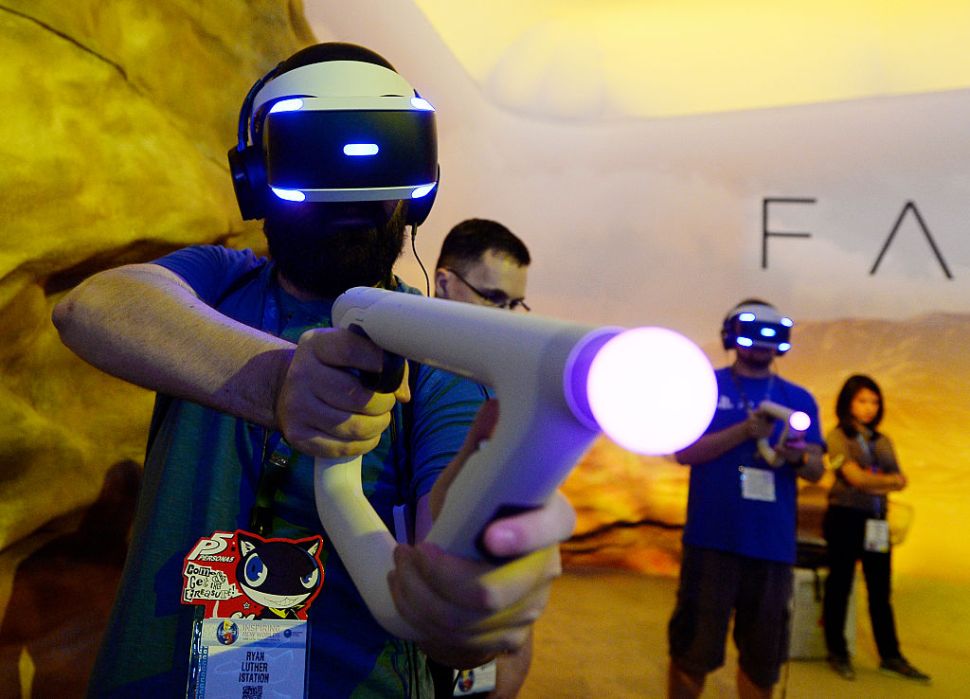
[{"left": 410, "top": 223, "right": 431, "bottom": 297}]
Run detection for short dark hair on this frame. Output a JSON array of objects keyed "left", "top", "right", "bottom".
[
  {"left": 435, "top": 219, "right": 530, "bottom": 273},
  {"left": 835, "top": 374, "right": 884, "bottom": 437},
  {"left": 278, "top": 42, "right": 395, "bottom": 74},
  {"left": 729, "top": 298, "right": 774, "bottom": 314}
]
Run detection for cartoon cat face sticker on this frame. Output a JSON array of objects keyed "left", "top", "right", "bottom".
[{"left": 235, "top": 533, "right": 322, "bottom": 617}]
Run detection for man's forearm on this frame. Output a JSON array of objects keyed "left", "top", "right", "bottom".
[
  {"left": 794, "top": 446, "right": 824, "bottom": 483},
  {"left": 675, "top": 421, "right": 748, "bottom": 465},
  {"left": 53, "top": 263, "right": 294, "bottom": 427}
]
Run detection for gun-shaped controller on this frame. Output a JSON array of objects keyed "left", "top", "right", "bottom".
[
  {"left": 756, "top": 400, "right": 812, "bottom": 466},
  {"left": 314, "top": 287, "right": 718, "bottom": 639}
]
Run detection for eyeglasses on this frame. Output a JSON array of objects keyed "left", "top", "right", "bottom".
[{"left": 445, "top": 268, "right": 530, "bottom": 312}]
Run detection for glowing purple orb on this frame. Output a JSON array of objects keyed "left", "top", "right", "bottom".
[
  {"left": 789, "top": 411, "right": 811, "bottom": 432},
  {"left": 585, "top": 327, "right": 717, "bottom": 455}
]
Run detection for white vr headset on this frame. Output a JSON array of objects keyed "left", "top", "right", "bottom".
[{"left": 228, "top": 59, "right": 439, "bottom": 223}]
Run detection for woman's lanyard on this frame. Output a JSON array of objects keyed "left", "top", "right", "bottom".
[{"left": 855, "top": 432, "right": 884, "bottom": 519}]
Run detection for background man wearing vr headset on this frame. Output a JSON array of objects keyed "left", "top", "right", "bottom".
[
  {"left": 666, "top": 299, "right": 825, "bottom": 699},
  {"left": 53, "top": 43, "right": 573, "bottom": 697}
]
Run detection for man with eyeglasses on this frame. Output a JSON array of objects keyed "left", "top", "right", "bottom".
[
  {"left": 434, "top": 218, "right": 531, "bottom": 313},
  {"left": 429, "top": 217, "right": 532, "bottom": 698}
]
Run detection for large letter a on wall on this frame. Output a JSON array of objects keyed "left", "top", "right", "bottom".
[{"left": 870, "top": 201, "right": 953, "bottom": 279}]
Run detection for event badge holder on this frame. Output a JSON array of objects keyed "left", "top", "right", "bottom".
[
  {"left": 453, "top": 662, "right": 498, "bottom": 695},
  {"left": 864, "top": 518, "right": 890, "bottom": 553},
  {"left": 740, "top": 466, "right": 777, "bottom": 502},
  {"left": 855, "top": 433, "right": 891, "bottom": 554},
  {"left": 182, "top": 528, "right": 322, "bottom": 698}
]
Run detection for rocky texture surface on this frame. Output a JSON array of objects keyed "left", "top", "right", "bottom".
[
  {"left": 0, "top": 2, "right": 311, "bottom": 692},
  {"left": 0, "top": 1, "right": 311, "bottom": 550}
]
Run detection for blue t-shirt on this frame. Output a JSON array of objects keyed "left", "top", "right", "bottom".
[
  {"left": 88, "top": 246, "right": 489, "bottom": 697},
  {"left": 681, "top": 367, "right": 823, "bottom": 564}
]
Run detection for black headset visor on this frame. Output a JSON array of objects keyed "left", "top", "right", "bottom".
[
  {"left": 263, "top": 109, "right": 437, "bottom": 191},
  {"left": 731, "top": 318, "right": 791, "bottom": 350}
]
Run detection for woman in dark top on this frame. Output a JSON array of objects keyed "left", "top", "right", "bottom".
[{"left": 822, "top": 374, "right": 930, "bottom": 683}]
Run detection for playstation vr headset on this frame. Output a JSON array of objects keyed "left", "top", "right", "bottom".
[
  {"left": 228, "top": 43, "right": 439, "bottom": 224},
  {"left": 721, "top": 302, "right": 793, "bottom": 354}
]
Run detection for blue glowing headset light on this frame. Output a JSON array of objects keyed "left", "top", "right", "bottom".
[
  {"left": 411, "top": 183, "right": 436, "bottom": 199},
  {"left": 343, "top": 143, "right": 379, "bottom": 156},
  {"left": 410, "top": 97, "right": 435, "bottom": 111},
  {"left": 271, "top": 188, "right": 306, "bottom": 202},
  {"left": 722, "top": 303, "right": 793, "bottom": 354},
  {"left": 269, "top": 98, "right": 304, "bottom": 114}
]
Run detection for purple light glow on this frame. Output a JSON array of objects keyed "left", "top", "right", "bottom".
[
  {"left": 789, "top": 411, "right": 811, "bottom": 432},
  {"left": 585, "top": 327, "right": 717, "bottom": 455}
]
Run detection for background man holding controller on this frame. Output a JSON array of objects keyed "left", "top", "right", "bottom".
[{"left": 667, "top": 299, "right": 825, "bottom": 699}]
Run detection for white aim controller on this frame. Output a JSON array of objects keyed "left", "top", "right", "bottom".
[
  {"left": 314, "top": 287, "right": 718, "bottom": 639},
  {"left": 756, "top": 399, "right": 812, "bottom": 467}
]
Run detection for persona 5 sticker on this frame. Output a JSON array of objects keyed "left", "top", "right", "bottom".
[{"left": 181, "top": 530, "right": 324, "bottom": 619}]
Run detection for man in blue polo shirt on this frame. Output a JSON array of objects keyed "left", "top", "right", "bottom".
[
  {"left": 53, "top": 43, "right": 573, "bottom": 698},
  {"left": 667, "top": 300, "right": 824, "bottom": 699}
]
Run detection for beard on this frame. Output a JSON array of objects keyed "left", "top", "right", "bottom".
[
  {"left": 263, "top": 200, "right": 406, "bottom": 298},
  {"left": 735, "top": 346, "right": 776, "bottom": 372}
]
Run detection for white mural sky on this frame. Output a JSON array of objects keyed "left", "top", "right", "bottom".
[{"left": 306, "top": 0, "right": 970, "bottom": 343}]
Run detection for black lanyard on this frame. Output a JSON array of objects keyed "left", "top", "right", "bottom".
[
  {"left": 246, "top": 273, "right": 328, "bottom": 536},
  {"left": 730, "top": 365, "right": 775, "bottom": 413}
]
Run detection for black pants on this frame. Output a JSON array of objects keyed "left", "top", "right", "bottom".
[{"left": 822, "top": 506, "right": 901, "bottom": 661}]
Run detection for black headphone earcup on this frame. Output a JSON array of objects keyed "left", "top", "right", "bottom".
[
  {"left": 404, "top": 164, "right": 440, "bottom": 226},
  {"left": 721, "top": 320, "right": 733, "bottom": 351},
  {"left": 228, "top": 145, "right": 268, "bottom": 221}
]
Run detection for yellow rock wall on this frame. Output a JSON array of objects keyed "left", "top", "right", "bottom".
[{"left": 0, "top": 0, "right": 311, "bottom": 558}]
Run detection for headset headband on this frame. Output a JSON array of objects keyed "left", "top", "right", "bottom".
[
  {"left": 250, "top": 61, "right": 416, "bottom": 131},
  {"left": 730, "top": 303, "right": 786, "bottom": 325}
]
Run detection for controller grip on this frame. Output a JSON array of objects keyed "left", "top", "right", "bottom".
[
  {"left": 313, "top": 455, "right": 419, "bottom": 640},
  {"left": 473, "top": 503, "right": 542, "bottom": 564},
  {"left": 346, "top": 323, "right": 407, "bottom": 394}
]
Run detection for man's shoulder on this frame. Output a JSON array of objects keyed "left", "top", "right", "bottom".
[
  {"left": 391, "top": 276, "right": 424, "bottom": 297},
  {"left": 152, "top": 245, "right": 270, "bottom": 307},
  {"left": 413, "top": 362, "right": 488, "bottom": 401},
  {"left": 152, "top": 245, "right": 266, "bottom": 281}
]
